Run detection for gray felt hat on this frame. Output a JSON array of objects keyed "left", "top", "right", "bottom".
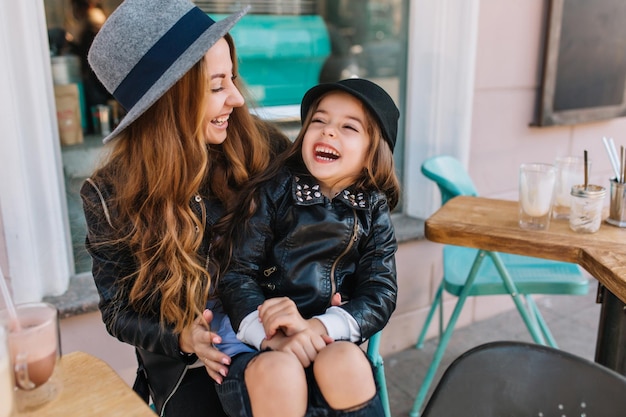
[{"left": 88, "top": 0, "right": 249, "bottom": 144}]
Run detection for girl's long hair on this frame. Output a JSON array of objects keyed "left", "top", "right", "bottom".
[
  {"left": 214, "top": 91, "right": 401, "bottom": 274},
  {"left": 90, "top": 34, "right": 285, "bottom": 333}
]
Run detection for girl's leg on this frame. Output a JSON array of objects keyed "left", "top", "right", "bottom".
[
  {"left": 245, "top": 350, "right": 308, "bottom": 417},
  {"left": 313, "top": 341, "right": 377, "bottom": 410}
]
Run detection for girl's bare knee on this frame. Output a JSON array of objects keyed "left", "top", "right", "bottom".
[
  {"left": 245, "top": 351, "right": 307, "bottom": 395},
  {"left": 245, "top": 352, "right": 307, "bottom": 417},
  {"left": 314, "top": 342, "right": 376, "bottom": 409},
  {"left": 315, "top": 341, "right": 371, "bottom": 374}
]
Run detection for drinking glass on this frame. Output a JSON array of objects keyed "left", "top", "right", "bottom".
[
  {"left": 519, "top": 163, "right": 556, "bottom": 230},
  {"left": 553, "top": 156, "right": 586, "bottom": 219},
  {"left": 0, "top": 302, "right": 61, "bottom": 412},
  {"left": 0, "top": 326, "right": 15, "bottom": 417},
  {"left": 570, "top": 184, "right": 606, "bottom": 233}
]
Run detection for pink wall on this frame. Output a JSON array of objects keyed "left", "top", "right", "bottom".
[
  {"left": 381, "top": 0, "right": 623, "bottom": 357},
  {"left": 470, "top": 0, "right": 625, "bottom": 199}
]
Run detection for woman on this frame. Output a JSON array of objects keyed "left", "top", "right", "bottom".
[{"left": 80, "top": 0, "right": 289, "bottom": 416}]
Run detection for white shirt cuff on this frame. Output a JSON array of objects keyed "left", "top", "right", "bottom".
[
  {"left": 236, "top": 310, "right": 266, "bottom": 350},
  {"left": 314, "top": 306, "right": 360, "bottom": 342}
]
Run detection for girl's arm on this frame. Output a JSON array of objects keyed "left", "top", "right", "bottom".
[{"left": 218, "top": 180, "right": 281, "bottom": 344}]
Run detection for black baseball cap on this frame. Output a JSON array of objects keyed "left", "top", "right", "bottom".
[{"left": 300, "top": 78, "right": 400, "bottom": 152}]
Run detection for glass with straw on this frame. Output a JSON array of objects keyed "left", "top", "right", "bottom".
[
  {"left": 569, "top": 150, "right": 606, "bottom": 233},
  {"left": 0, "top": 268, "right": 16, "bottom": 417},
  {"left": 0, "top": 267, "right": 62, "bottom": 412}
]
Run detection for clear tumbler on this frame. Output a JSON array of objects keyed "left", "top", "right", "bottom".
[{"left": 569, "top": 184, "right": 606, "bottom": 233}]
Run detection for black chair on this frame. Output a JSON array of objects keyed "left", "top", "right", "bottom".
[{"left": 420, "top": 341, "right": 626, "bottom": 417}]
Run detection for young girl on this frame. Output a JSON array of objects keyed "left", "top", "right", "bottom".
[{"left": 215, "top": 78, "right": 400, "bottom": 417}]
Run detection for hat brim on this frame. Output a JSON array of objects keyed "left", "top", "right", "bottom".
[{"left": 102, "top": 8, "right": 248, "bottom": 144}]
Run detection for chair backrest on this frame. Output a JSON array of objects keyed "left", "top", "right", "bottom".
[
  {"left": 421, "top": 155, "right": 478, "bottom": 205},
  {"left": 421, "top": 341, "right": 626, "bottom": 417}
]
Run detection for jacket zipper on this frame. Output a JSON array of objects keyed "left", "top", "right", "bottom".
[
  {"left": 161, "top": 194, "right": 208, "bottom": 415},
  {"left": 160, "top": 366, "right": 189, "bottom": 416},
  {"left": 329, "top": 209, "right": 358, "bottom": 304}
]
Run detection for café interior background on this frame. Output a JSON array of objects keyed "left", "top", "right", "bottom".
[{"left": 43, "top": 0, "right": 407, "bottom": 274}]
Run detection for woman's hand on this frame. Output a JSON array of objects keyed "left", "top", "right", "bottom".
[{"left": 179, "top": 309, "right": 231, "bottom": 384}]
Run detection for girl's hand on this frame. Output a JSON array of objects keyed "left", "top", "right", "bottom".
[
  {"left": 262, "top": 328, "right": 331, "bottom": 368},
  {"left": 330, "top": 292, "right": 343, "bottom": 306},
  {"left": 179, "top": 309, "right": 231, "bottom": 384},
  {"left": 259, "top": 293, "right": 344, "bottom": 339},
  {"left": 258, "top": 297, "right": 308, "bottom": 339}
]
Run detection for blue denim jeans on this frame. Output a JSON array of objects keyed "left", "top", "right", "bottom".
[{"left": 215, "top": 350, "right": 384, "bottom": 417}]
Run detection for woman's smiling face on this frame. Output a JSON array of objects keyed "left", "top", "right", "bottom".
[
  {"left": 202, "top": 37, "right": 245, "bottom": 144},
  {"left": 302, "top": 91, "right": 371, "bottom": 198}
]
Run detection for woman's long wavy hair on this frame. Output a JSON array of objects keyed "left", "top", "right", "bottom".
[
  {"left": 214, "top": 91, "right": 401, "bottom": 274},
  {"left": 90, "top": 34, "right": 283, "bottom": 333}
]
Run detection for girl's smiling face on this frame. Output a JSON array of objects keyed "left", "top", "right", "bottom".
[
  {"left": 202, "top": 37, "right": 245, "bottom": 144},
  {"left": 302, "top": 91, "right": 371, "bottom": 198}
]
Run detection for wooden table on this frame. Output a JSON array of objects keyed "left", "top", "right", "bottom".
[
  {"left": 16, "top": 351, "right": 154, "bottom": 417},
  {"left": 425, "top": 196, "right": 626, "bottom": 373}
]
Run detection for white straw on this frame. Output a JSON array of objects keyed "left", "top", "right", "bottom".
[
  {"left": 603, "top": 136, "right": 621, "bottom": 179},
  {"left": 0, "top": 266, "right": 20, "bottom": 331},
  {"left": 609, "top": 137, "right": 621, "bottom": 179}
]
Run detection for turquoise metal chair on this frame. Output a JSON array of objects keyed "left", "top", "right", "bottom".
[
  {"left": 410, "top": 155, "right": 589, "bottom": 417},
  {"left": 367, "top": 330, "right": 391, "bottom": 417}
]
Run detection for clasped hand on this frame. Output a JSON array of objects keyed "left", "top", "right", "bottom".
[{"left": 258, "top": 294, "right": 341, "bottom": 367}]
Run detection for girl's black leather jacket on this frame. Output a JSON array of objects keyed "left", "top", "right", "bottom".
[
  {"left": 81, "top": 179, "right": 218, "bottom": 414},
  {"left": 220, "top": 167, "right": 398, "bottom": 342}
]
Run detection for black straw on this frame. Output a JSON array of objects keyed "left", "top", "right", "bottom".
[{"left": 584, "top": 149, "right": 589, "bottom": 190}]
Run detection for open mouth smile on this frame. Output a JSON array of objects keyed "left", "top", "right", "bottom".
[
  {"left": 211, "top": 116, "right": 229, "bottom": 127},
  {"left": 314, "top": 145, "right": 340, "bottom": 161}
]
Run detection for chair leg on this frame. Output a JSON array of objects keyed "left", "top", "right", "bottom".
[
  {"left": 415, "top": 282, "right": 444, "bottom": 349},
  {"left": 367, "top": 332, "right": 391, "bottom": 417},
  {"left": 375, "top": 357, "right": 391, "bottom": 417},
  {"left": 487, "top": 252, "right": 548, "bottom": 346},
  {"left": 410, "top": 250, "right": 488, "bottom": 417},
  {"left": 526, "top": 295, "right": 558, "bottom": 348}
]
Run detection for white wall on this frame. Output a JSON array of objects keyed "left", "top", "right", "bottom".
[{"left": 470, "top": 0, "right": 623, "bottom": 198}]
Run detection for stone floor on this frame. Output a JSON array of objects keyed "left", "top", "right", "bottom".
[{"left": 383, "top": 286, "right": 601, "bottom": 417}]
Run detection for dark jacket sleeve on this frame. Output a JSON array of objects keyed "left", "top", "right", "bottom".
[
  {"left": 218, "top": 176, "right": 288, "bottom": 331},
  {"left": 80, "top": 180, "right": 183, "bottom": 360},
  {"left": 341, "top": 193, "right": 398, "bottom": 341}
]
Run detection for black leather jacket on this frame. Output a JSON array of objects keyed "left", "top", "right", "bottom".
[
  {"left": 81, "top": 179, "right": 219, "bottom": 415},
  {"left": 220, "top": 167, "right": 398, "bottom": 342}
]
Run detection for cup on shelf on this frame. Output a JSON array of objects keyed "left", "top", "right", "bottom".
[
  {"left": 519, "top": 163, "right": 556, "bottom": 230},
  {"left": 553, "top": 156, "right": 587, "bottom": 219},
  {"left": 0, "top": 302, "right": 62, "bottom": 412},
  {"left": 91, "top": 104, "right": 112, "bottom": 136}
]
